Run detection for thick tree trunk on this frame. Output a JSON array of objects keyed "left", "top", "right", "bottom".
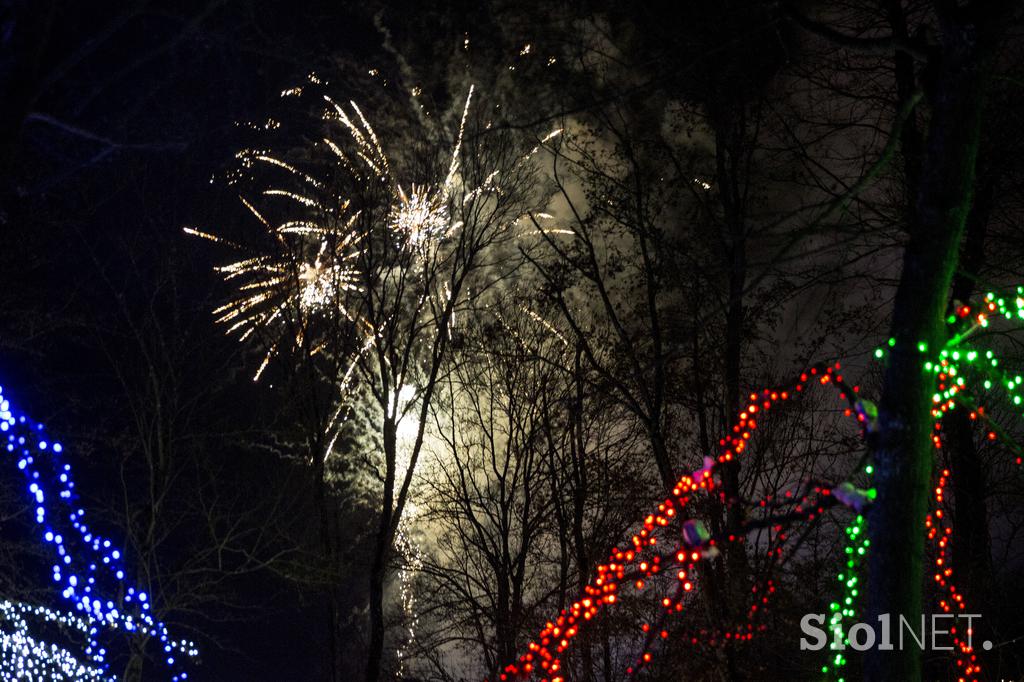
[
  {"left": 884, "top": 0, "right": 923, "bottom": 202},
  {"left": 946, "top": 408, "right": 991, "bottom": 596},
  {"left": 494, "top": 578, "right": 511, "bottom": 667},
  {"left": 572, "top": 348, "right": 595, "bottom": 682},
  {"left": 365, "top": 418, "right": 397, "bottom": 682},
  {"left": 713, "top": 109, "right": 751, "bottom": 591},
  {"left": 366, "top": 548, "right": 388, "bottom": 682},
  {"left": 711, "top": 107, "right": 750, "bottom": 682},
  {"left": 946, "top": 177, "right": 994, "bottom": 651},
  {"left": 865, "top": 6, "right": 1004, "bottom": 678},
  {"left": 310, "top": 429, "right": 342, "bottom": 682}
]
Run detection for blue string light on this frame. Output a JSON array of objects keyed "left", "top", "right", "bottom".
[{"left": 0, "top": 383, "right": 198, "bottom": 680}]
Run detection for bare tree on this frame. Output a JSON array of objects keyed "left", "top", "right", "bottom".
[
  {"left": 83, "top": 238, "right": 304, "bottom": 679},
  {"left": 415, "top": 300, "right": 561, "bottom": 678}
]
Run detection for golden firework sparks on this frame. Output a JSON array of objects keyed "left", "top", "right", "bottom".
[{"left": 192, "top": 84, "right": 557, "bottom": 384}]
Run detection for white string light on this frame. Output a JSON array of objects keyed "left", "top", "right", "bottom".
[{"left": 0, "top": 384, "right": 198, "bottom": 680}]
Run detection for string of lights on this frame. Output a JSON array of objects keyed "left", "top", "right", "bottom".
[
  {"left": 0, "top": 384, "right": 198, "bottom": 680},
  {"left": 503, "top": 364, "right": 870, "bottom": 681},
  {"left": 822, "top": 508, "right": 869, "bottom": 681},
  {"left": 624, "top": 491, "right": 830, "bottom": 678},
  {"left": 843, "top": 287, "right": 1024, "bottom": 681},
  {"left": 0, "top": 599, "right": 111, "bottom": 681},
  {"left": 925, "top": 469, "right": 979, "bottom": 680},
  {"left": 624, "top": 474, "right": 863, "bottom": 669}
]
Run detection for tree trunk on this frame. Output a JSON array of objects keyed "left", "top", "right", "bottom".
[
  {"left": 366, "top": 546, "right": 388, "bottom": 682},
  {"left": 571, "top": 348, "right": 594, "bottom": 682},
  {"left": 310, "top": 429, "right": 342, "bottom": 682},
  {"left": 711, "top": 105, "right": 750, "bottom": 682},
  {"left": 714, "top": 106, "right": 751, "bottom": 591},
  {"left": 365, "top": 417, "right": 397, "bottom": 682},
  {"left": 946, "top": 176, "right": 994, "bottom": 652},
  {"left": 122, "top": 637, "right": 146, "bottom": 682},
  {"left": 865, "top": 6, "right": 1005, "bottom": 678}
]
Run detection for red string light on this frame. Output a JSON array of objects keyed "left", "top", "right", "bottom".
[
  {"left": 927, "top": 462, "right": 981, "bottom": 679},
  {"left": 500, "top": 364, "right": 864, "bottom": 681}
]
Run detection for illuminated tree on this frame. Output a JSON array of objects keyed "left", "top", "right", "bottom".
[{"left": 194, "top": 75, "right": 552, "bottom": 678}]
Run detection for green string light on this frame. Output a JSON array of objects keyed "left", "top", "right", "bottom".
[
  {"left": 822, "top": 459, "right": 873, "bottom": 682},
  {"left": 925, "top": 290, "right": 1024, "bottom": 464},
  {"left": 825, "top": 287, "right": 1024, "bottom": 680}
]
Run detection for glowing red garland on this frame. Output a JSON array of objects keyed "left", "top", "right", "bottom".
[
  {"left": 924, "top": 297, "right": 1024, "bottom": 681},
  {"left": 501, "top": 363, "right": 864, "bottom": 681},
  {"left": 925, "top": 467, "right": 980, "bottom": 681}
]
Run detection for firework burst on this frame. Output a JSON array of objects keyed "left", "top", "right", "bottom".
[
  {"left": 189, "top": 86, "right": 473, "bottom": 378},
  {"left": 185, "top": 199, "right": 364, "bottom": 380},
  {"left": 191, "top": 83, "right": 559, "bottom": 387}
]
